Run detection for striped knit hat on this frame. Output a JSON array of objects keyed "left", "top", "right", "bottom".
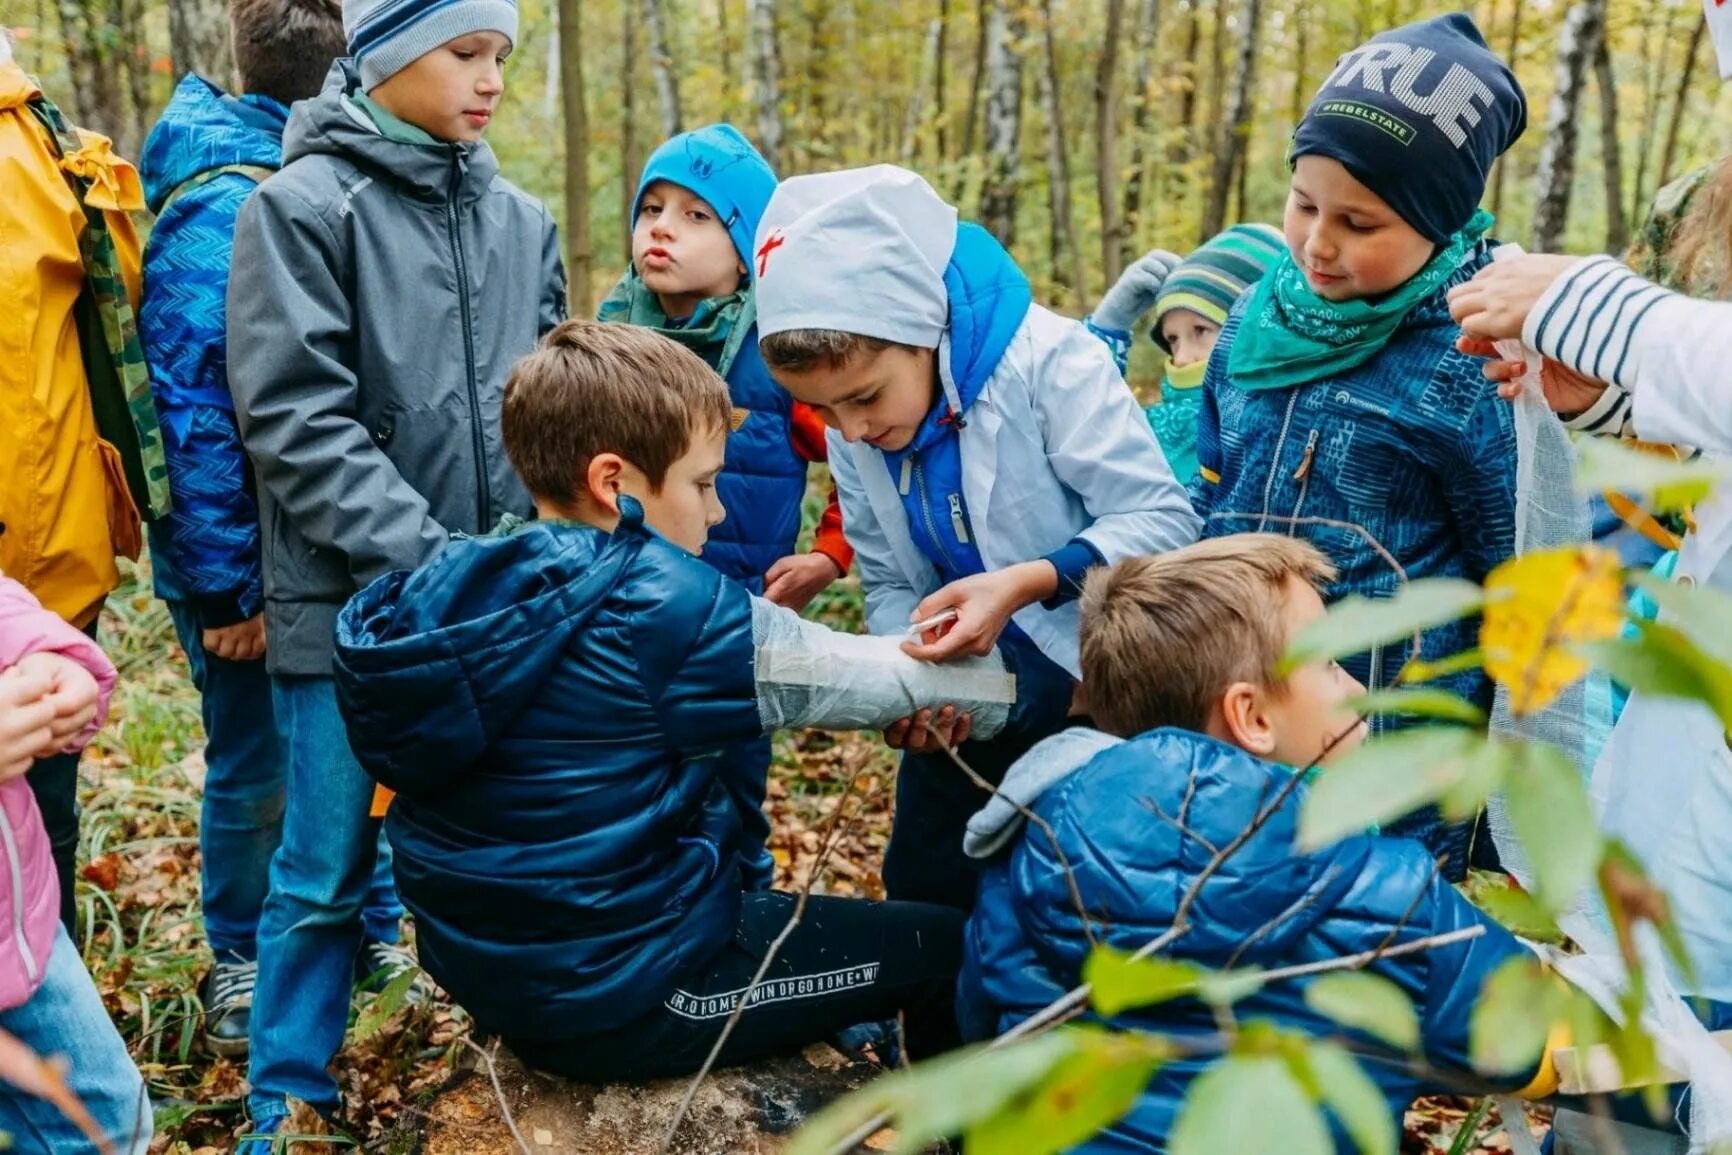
[
  {"left": 1149, "top": 223, "right": 1285, "bottom": 352},
  {"left": 344, "top": 0, "right": 518, "bottom": 91}
]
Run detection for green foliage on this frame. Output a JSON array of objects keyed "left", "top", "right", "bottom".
[
  {"left": 1298, "top": 728, "right": 1501, "bottom": 852},
  {"left": 1575, "top": 438, "right": 1728, "bottom": 514},
  {"left": 1345, "top": 688, "right": 1488, "bottom": 726},
  {"left": 1169, "top": 1052, "right": 1330, "bottom": 1155},
  {"left": 1085, "top": 950, "right": 1203, "bottom": 1017},
  {"left": 1460, "top": 871, "right": 1565, "bottom": 945},
  {"left": 351, "top": 967, "right": 423, "bottom": 1044},
  {"left": 966, "top": 1027, "right": 1166, "bottom": 1155},
  {"left": 1581, "top": 621, "right": 1732, "bottom": 732},
  {"left": 1306, "top": 1040, "right": 1399, "bottom": 1155},
  {"left": 1469, "top": 956, "right": 1565, "bottom": 1075},
  {"left": 1280, "top": 579, "right": 1484, "bottom": 675},
  {"left": 1303, "top": 972, "right": 1420, "bottom": 1052},
  {"left": 1501, "top": 741, "right": 1602, "bottom": 911}
]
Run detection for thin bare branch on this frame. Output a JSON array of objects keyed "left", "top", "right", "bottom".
[
  {"left": 457, "top": 1037, "right": 530, "bottom": 1155},
  {"left": 1139, "top": 793, "right": 1222, "bottom": 859}
]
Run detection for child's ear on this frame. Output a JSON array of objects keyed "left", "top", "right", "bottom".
[
  {"left": 1216, "top": 682, "right": 1278, "bottom": 758},
  {"left": 584, "top": 453, "right": 626, "bottom": 513}
]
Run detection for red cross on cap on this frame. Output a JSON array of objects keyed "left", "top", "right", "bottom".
[{"left": 756, "top": 229, "right": 787, "bottom": 278}]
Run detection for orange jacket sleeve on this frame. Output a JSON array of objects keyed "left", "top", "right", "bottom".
[{"left": 789, "top": 403, "right": 854, "bottom": 575}]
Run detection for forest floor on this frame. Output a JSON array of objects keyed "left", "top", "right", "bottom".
[{"left": 79, "top": 556, "right": 1545, "bottom": 1153}]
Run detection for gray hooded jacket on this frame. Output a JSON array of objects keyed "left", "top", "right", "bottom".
[{"left": 227, "top": 63, "right": 565, "bottom": 674}]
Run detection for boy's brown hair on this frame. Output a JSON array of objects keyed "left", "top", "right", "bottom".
[
  {"left": 503, "top": 319, "right": 732, "bottom": 507},
  {"left": 231, "top": 0, "right": 345, "bottom": 105},
  {"left": 1079, "top": 535, "right": 1337, "bottom": 738},
  {"left": 758, "top": 329, "right": 912, "bottom": 374}
]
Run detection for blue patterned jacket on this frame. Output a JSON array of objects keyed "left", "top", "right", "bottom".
[
  {"left": 1191, "top": 248, "right": 1516, "bottom": 861},
  {"left": 139, "top": 75, "right": 287, "bottom": 624}
]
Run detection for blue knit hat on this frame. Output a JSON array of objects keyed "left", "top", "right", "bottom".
[
  {"left": 633, "top": 124, "right": 778, "bottom": 278},
  {"left": 1289, "top": 13, "right": 1525, "bottom": 244},
  {"left": 344, "top": 0, "right": 519, "bottom": 92}
]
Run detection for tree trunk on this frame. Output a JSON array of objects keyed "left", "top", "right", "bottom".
[
  {"left": 1529, "top": 0, "right": 1603, "bottom": 251},
  {"left": 1629, "top": 0, "right": 1678, "bottom": 227},
  {"left": 1037, "top": 0, "right": 1083, "bottom": 304},
  {"left": 934, "top": 0, "right": 950, "bottom": 159},
  {"left": 1121, "top": 0, "right": 1160, "bottom": 251},
  {"left": 1095, "top": 0, "right": 1127, "bottom": 287},
  {"left": 1201, "top": 0, "right": 1261, "bottom": 242},
  {"left": 902, "top": 18, "right": 942, "bottom": 164},
  {"left": 800, "top": 1, "right": 830, "bottom": 167},
  {"left": 746, "top": 0, "right": 783, "bottom": 170},
  {"left": 1170, "top": 0, "right": 1201, "bottom": 167},
  {"left": 1204, "top": 0, "right": 1228, "bottom": 152},
  {"left": 978, "top": 0, "right": 1024, "bottom": 249},
  {"left": 961, "top": 0, "right": 991, "bottom": 161},
  {"left": 621, "top": 0, "right": 640, "bottom": 264},
  {"left": 55, "top": 0, "right": 108, "bottom": 133},
  {"left": 1593, "top": 33, "right": 1626, "bottom": 255},
  {"left": 560, "top": 0, "right": 593, "bottom": 316},
  {"left": 1659, "top": 12, "right": 1707, "bottom": 190},
  {"left": 717, "top": 0, "right": 734, "bottom": 120},
  {"left": 1487, "top": 0, "right": 1524, "bottom": 221},
  {"left": 644, "top": 0, "right": 684, "bottom": 138},
  {"left": 166, "top": 0, "right": 233, "bottom": 85},
  {"left": 1288, "top": 0, "right": 1309, "bottom": 125},
  {"left": 112, "top": 0, "right": 152, "bottom": 156}
]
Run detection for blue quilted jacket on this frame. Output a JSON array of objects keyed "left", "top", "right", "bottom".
[
  {"left": 332, "top": 503, "right": 766, "bottom": 1043},
  {"left": 958, "top": 728, "right": 1536, "bottom": 1153},
  {"left": 1191, "top": 248, "right": 1516, "bottom": 862},
  {"left": 139, "top": 74, "right": 287, "bottom": 623}
]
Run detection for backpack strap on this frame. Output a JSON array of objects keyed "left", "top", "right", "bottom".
[
  {"left": 159, "top": 163, "right": 276, "bottom": 216},
  {"left": 25, "top": 92, "right": 171, "bottom": 522}
]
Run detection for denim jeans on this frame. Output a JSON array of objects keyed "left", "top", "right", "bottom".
[
  {"left": 0, "top": 927, "right": 152, "bottom": 1153},
  {"left": 246, "top": 675, "right": 387, "bottom": 1121},
  {"left": 163, "top": 602, "right": 400, "bottom": 962}
]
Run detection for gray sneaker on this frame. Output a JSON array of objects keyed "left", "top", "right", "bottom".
[
  {"left": 354, "top": 939, "right": 431, "bottom": 1006},
  {"left": 200, "top": 957, "right": 258, "bottom": 1058}
]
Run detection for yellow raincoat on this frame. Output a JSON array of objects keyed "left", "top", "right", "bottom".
[{"left": 0, "top": 58, "right": 146, "bottom": 628}]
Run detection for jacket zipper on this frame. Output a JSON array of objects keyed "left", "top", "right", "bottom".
[
  {"left": 447, "top": 153, "right": 490, "bottom": 532},
  {"left": 913, "top": 456, "right": 960, "bottom": 575},
  {"left": 0, "top": 808, "right": 40, "bottom": 986},
  {"left": 1289, "top": 429, "right": 1320, "bottom": 528},
  {"left": 1368, "top": 643, "right": 1385, "bottom": 736},
  {"left": 948, "top": 493, "right": 971, "bottom": 545},
  {"left": 1257, "top": 391, "right": 1301, "bottom": 532}
]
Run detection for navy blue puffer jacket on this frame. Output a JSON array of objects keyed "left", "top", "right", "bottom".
[
  {"left": 958, "top": 728, "right": 1536, "bottom": 1152},
  {"left": 333, "top": 505, "right": 766, "bottom": 1043}
]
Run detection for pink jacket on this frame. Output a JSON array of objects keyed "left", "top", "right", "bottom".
[{"left": 0, "top": 576, "right": 115, "bottom": 1010}]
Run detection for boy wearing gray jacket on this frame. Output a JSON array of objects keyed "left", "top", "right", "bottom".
[{"left": 224, "top": 0, "right": 564, "bottom": 1140}]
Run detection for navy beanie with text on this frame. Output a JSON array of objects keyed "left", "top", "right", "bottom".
[{"left": 1289, "top": 12, "right": 1526, "bottom": 244}]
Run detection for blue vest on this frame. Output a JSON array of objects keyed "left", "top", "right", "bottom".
[{"left": 704, "top": 325, "right": 807, "bottom": 591}]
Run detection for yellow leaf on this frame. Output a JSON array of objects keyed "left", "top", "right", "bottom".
[{"left": 1481, "top": 547, "right": 1625, "bottom": 715}]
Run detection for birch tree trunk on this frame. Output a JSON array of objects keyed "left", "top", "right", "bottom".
[
  {"left": 1593, "top": 33, "right": 1627, "bottom": 255},
  {"left": 978, "top": 0, "right": 1024, "bottom": 249},
  {"left": 1487, "top": 0, "right": 1524, "bottom": 221},
  {"left": 621, "top": 0, "right": 640, "bottom": 264},
  {"left": 1659, "top": 12, "right": 1706, "bottom": 190},
  {"left": 166, "top": 0, "right": 233, "bottom": 85},
  {"left": 560, "top": 0, "right": 593, "bottom": 316},
  {"left": 1529, "top": 0, "right": 1603, "bottom": 252},
  {"left": 902, "top": 19, "right": 942, "bottom": 165},
  {"left": 934, "top": 0, "right": 950, "bottom": 160},
  {"left": 644, "top": 0, "right": 684, "bottom": 138},
  {"left": 1120, "top": 0, "right": 1160, "bottom": 250},
  {"left": 746, "top": 0, "right": 783, "bottom": 170},
  {"left": 961, "top": 0, "right": 991, "bottom": 161},
  {"left": 1037, "top": 0, "right": 1083, "bottom": 304},
  {"left": 1095, "top": 0, "right": 1127, "bottom": 286},
  {"left": 1201, "top": 0, "right": 1262, "bottom": 242}
]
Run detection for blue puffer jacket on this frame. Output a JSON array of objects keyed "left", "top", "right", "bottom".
[
  {"left": 138, "top": 74, "right": 287, "bottom": 624},
  {"left": 332, "top": 503, "right": 766, "bottom": 1043},
  {"left": 1191, "top": 248, "right": 1515, "bottom": 862},
  {"left": 958, "top": 728, "right": 1536, "bottom": 1153}
]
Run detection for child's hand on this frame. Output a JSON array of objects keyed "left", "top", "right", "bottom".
[
  {"left": 0, "top": 664, "right": 60, "bottom": 782},
  {"left": 1455, "top": 336, "right": 1610, "bottom": 413},
  {"left": 884, "top": 706, "right": 973, "bottom": 753},
  {"left": 1446, "top": 253, "right": 1584, "bottom": 342},
  {"left": 1093, "top": 249, "right": 1183, "bottom": 333},
  {"left": 762, "top": 553, "right": 843, "bottom": 613},
  {"left": 900, "top": 563, "right": 1056, "bottom": 663},
  {"left": 14, "top": 652, "right": 101, "bottom": 747},
  {"left": 203, "top": 615, "right": 266, "bottom": 662}
]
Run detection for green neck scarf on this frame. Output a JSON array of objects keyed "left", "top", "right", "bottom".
[
  {"left": 1227, "top": 208, "right": 1493, "bottom": 392},
  {"left": 596, "top": 268, "right": 753, "bottom": 376}
]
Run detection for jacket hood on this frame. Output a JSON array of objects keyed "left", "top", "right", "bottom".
[
  {"left": 943, "top": 223, "right": 1033, "bottom": 410},
  {"left": 1015, "top": 728, "right": 1371, "bottom": 964},
  {"left": 633, "top": 123, "right": 778, "bottom": 273},
  {"left": 282, "top": 61, "right": 500, "bottom": 202},
  {"left": 964, "top": 726, "right": 1120, "bottom": 859},
  {"left": 334, "top": 506, "right": 654, "bottom": 794},
  {"left": 141, "top": 74, "right": 288, "bottom": 212}
]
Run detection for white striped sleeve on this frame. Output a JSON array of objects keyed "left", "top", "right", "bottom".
[
  {"left": 1561, "top": 383, "right": 1636, "bottom": 438},
  {"left": 1524, "top": 256, "right": 1672, "bottom": 392}
]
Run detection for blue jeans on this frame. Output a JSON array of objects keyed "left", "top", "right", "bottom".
[
  {"left": 0, "top": 928, "right": 152, "bottom": 1153},
  {"left": 246, "top": 675, "right": 388, "bottom": 1121},
  {"left": 164, "top": 601, "right": 400, "bottom": 961}
]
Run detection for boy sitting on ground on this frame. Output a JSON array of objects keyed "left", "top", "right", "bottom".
[
  {"left": 333, "top": 320, "right": 1030, "bottom": 1082},
  {"left": 957, "top": 535, "right": 1558, "bottom": 1152}
]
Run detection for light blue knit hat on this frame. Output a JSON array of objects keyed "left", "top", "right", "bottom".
[{"left": 344, "top": 0, "right": 519, "bottom": 91}]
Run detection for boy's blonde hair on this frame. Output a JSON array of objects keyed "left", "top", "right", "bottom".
[
  {"left": 502, "top": 320, "right": 732, "bottom": 506},
  {"left": 1079, "top": 535, "right": 1337, "bottom": 738}
]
